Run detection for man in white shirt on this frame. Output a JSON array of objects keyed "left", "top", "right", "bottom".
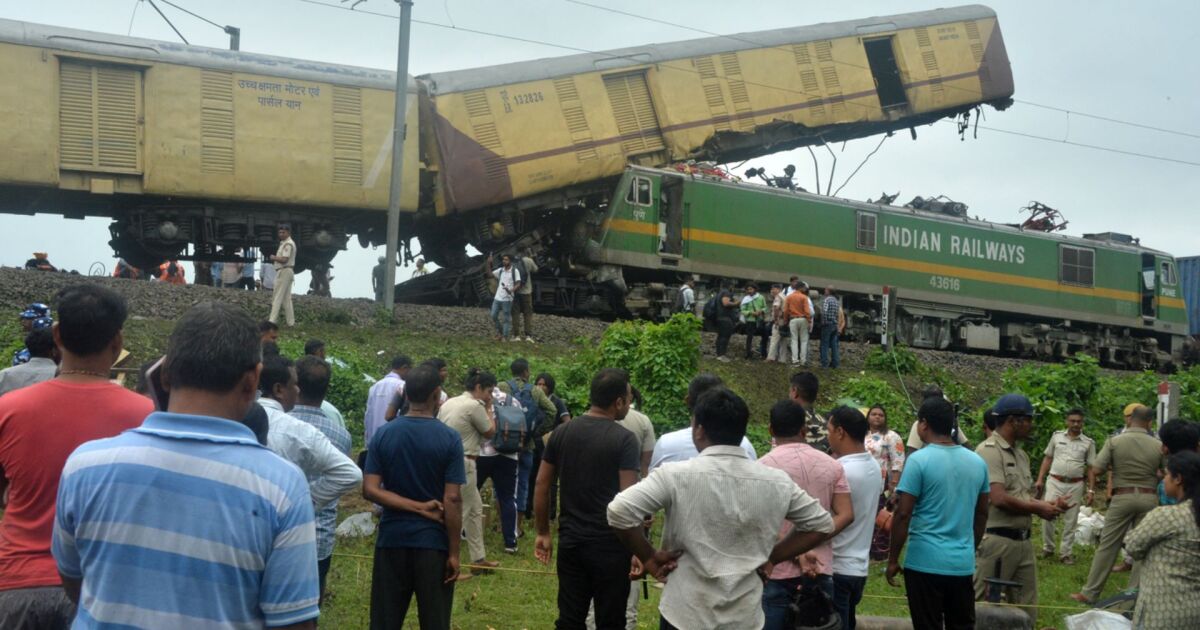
[
  {"left": 678, "top": 279, "right": 695, "bottom": 314},
  {"left": 257, "top": 354, "right": 362, "bottom": 508},
  {"left": 488, "top": 253, "right": 523, "bottom": 341},
  {"left": 364, "top": 356, "right": 411, "bottom": 448},
  {"left": 827, "top": 407, "right": 883, "bottom": 630},
  {"left": 0, "top": 329, "right": 57, "bottom": 396},
  {"left": 607, "top": 387, "right": 834, "bottom": 630},
  {"left": 649, "top": 373, "right": 756, "bottom": 470}
]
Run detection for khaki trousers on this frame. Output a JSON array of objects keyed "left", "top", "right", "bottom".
[
  {"left": 767, "top": 323, "right": 791, "bottom": 362},
  {"left": 1042, "top": 476, "right": 1085, "bottom": 558},
  {"left": 462, "top": 457, "right": 486, "bottom": 562},
  {"left": 269, "top": 268, "right": 295, "bottom": 326},
  {"left": 1080, "top": 492, "right": 1157, "bottom": 600},
  {"left": 788, "top": 317, "right": 809, "bottom": 365},
  {"left": 973, "top": 533, "right": 1037, "bottom": 621}
]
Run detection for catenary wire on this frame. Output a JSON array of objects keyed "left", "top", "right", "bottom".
[
  {"left": 126, "top": 0, "right": 142, "bottom": 36},
  {"left": 158, "top": 0, "right": 226, "bottom": 30},
  {"left": 145, "top": 0, "right": 189, "bottom": 44},
  {"left": 565, "top": 0, "right": 1200, "bottom": 141},
  {"left": 284, "top": 0, "right": 1200, "bottom": 169}
]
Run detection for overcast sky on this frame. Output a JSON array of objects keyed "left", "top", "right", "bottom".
[{"left": 3, "top": 0, "right": 1197, "bottom": 298}]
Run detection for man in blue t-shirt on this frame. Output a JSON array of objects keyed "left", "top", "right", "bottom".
[
  {"left": 365, "top": 364, "right": 466, "bottom": 630},
  {"left": 887, "top": 397, "right": 990, "bottom": 629}
]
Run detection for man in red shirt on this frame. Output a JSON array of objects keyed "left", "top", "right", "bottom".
[{"left": 0, "top": 284, "right": 153, "bottom": 628}]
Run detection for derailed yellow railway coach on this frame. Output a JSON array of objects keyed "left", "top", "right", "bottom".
[
  {"left": 420, "top": 4, "right": 1012, "bottom": 217},
  {"left": 0, "top": 5, "right": 1010, "bottom": 270},
  {"left": 0, "top": 18, "right": 420, "bottom": 267}
]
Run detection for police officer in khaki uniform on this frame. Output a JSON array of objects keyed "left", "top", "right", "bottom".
[
  {"left": 268, "top": 224, "right": 297, "bottom": 327},
  {"left": 1034, "top": 408, "right": 1097, "bottom": 564},
  {"left": 1070, "top": 405, "right": 1165, "bottom": 604},
  {"left": 973, "top": 394, "right": 1067, "bottom": 621}
]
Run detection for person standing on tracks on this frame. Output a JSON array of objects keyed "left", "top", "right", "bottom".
[
  {"left": 972, "top": 394, "right": 1066, "bottom": 622},
  {"left": 713, "top": 283, "right": 739, "bottom": 362},
  {"left": 488, "top": 253, "right": 523, "bottom": 342},
  {"left": 784, "top": 279, "right": 813, "bottom": 367},
  {"left": 1033, "top": 408, "right": 1097, "bottom": 565},
  {"left": 268, "top": 224, "right": 297, "bottom": 327},
  {"left": 740, "top": 283, "right": 768, "bottom": 360},
  {"left": 766, "top": 284, "right": 791, "bottom": 363},
  {"left": 220, "top": 248, "right": 244, "bottom": 290},
  {"left": 819, "top": 286, "right": 845, "bottom": 369},
  {"left": 1071, "top": 405, "right": 1165, "bottom": 605},
  {"left": 373, "top": 256, "right": 387, "bottom": 302},
  {"left": 513, "top": 248, "right": 538, "bottom": 342}
]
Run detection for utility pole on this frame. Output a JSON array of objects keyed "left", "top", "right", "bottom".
[{"left": 382, "top": 0, "right": 414, "bottom": 316}]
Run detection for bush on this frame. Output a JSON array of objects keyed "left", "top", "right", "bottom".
[
  {"left": 562, "top": 313, "right": 701, "bottom": 434},
  {"left": 864, "top": 344, "right": 919, "bottom": 375},
  {"left": 278, "top": 338, "right": 374, "bottom": 449},
  {"left": 837, "top": 375, "right": 917, "bottom": 434}
]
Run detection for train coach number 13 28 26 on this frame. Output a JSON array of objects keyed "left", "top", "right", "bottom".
[{"left": 929, "top": 275, "right": 961, "bottom": 292}]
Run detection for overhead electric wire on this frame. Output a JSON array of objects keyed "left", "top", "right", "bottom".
[
  {"left": 158, "top": 0, "right": 225, "bottom": 30},
  {"left": 285, "top": 0, "right": 1200, "bottom": 170},
  {"left": 126, "top": 0, "right": 141, "bottom": 36},
  {"left": 145, "top": 0, "right": 189, "bottom": 44},
  {"left": 565, "top": 0, "right": 1200, "bottom": 142}
]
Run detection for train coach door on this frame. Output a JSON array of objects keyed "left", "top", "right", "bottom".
[
  {"left": 1141, "top": 253, "right": 1158, "bottom": 320},
  {"left": 659, "top": 176, "right": 684, "bottom": 258},
  {"left": 863, "top": 37, "right": 909, "bottom": 114}
]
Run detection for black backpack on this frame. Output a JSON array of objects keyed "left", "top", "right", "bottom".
[{"left": 702, "top": 294, "right": 719, "bottom": 321}]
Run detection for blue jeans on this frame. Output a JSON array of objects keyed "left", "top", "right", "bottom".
[
  {"left": 820, "top": 324, "right": 840, "bottom": 368},
  {"left": 491, "top": 299, "right": 513, "bottom": 338},
  {"left": 476, "top": 455, "right": 518, "bottom": 547},
  {"left": 832, "top": 573, "right": 867, "bottom": 630},
  {"left": 762, "top": 575, "right": 833, "bottom": 630},
  {"left": 516, "top": 450, "right": 533, "bottom": 516}
]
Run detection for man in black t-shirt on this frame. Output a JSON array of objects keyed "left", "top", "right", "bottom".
[{"left": 535, "top": 368, "right": 641, "bottom": 630}]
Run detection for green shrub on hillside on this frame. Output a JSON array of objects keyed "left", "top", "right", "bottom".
[
  {"left": 837, "top": 375, "right": 917, "bottom": 433},
  {"left": 278, "top": 339, "right": 374, "bottom": 447},
  {"left": 567, "top": 313, "right": 702, "bottom": 434},
  {"left": 864, "top": 344, "right": 919, "bottom": 375}
]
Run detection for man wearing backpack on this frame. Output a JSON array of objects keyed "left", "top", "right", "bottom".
[
  {"left": 477, "top": 381, "right": 528, "bottom": 555},
  {"left": 675, "top": 279, "right": 695, "bottom": 315},
  {"left": 499, "top": 358, "right": 559, "bottom": 521}
]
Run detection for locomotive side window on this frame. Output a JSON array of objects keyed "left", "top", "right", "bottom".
[
  {"left": 1059, "top": 245, "right": 1095, "bottom": 287},
  {"left": 1161, "top": 261, "right": 1178, "bottom": 285},
  {"left": 626, "top": 176, "right": 652, "bottom": 207},
  {"left": 856, "top": 212, "right": 877, "bottom": 251}
]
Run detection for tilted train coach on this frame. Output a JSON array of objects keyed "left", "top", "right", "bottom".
[{"left": 0, "top": 5, "right": 1012, "bottom": 271}]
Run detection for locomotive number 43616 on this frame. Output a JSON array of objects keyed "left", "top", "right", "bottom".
[{"left": 929, "top": 275, "right": 961, "bottom": 292}]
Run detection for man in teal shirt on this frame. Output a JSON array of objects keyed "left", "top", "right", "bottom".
[
  {"left": 740, "top": 283, "right": 768, "bottom": 360},
  {"left": 887, "top": 397, "right": 990, "bottom": 629}
]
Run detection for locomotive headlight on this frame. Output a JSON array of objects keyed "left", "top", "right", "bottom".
[
  {"left": 157, "top": 221, "right": 179, "bottom": 240},
  {"left": 314, "top": 229, "right": 333, "bottom": 248}
]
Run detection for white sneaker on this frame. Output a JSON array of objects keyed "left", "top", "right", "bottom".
[
  {"left": 524, "top": 336, "right": 535, "bottom": 343},
  {"left": 510, "top": 337, "right": 521, "bottom": 342},
  {"left": 716, "top": 355, "right": 731, "bottom": 363}
]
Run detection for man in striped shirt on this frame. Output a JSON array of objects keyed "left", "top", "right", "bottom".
[
  {"left": 51, "top": 302, "right": 320, "bottom": 629},
  {"left": 290, "top": 356, "right": 353, "bottom": 604}
]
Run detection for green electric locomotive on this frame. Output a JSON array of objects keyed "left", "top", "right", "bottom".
[{"left": 578, "top": 166, "right": 1186, "bottom": 368}]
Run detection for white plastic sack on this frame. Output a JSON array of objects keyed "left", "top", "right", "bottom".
[
  {"left": 1064, "top": 610, "right": 1131, "bottom": 630},
  {"left": 1074, "top": 507, "right": 1105, "bottom": 548},
  {"left": 335, "top": 512, "right": 376, "bottom": 538}
]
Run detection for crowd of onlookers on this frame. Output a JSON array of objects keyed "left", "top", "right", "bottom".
[
  {"left": 1, "top": 284, "right": 1199, "bottom": 630},
  {"left": 683, "top": 276, "right": 847, "bottom": 367}
]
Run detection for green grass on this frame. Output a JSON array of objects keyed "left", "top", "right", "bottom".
[{"left": 324, "top": 494, "right": 1132, "bottom": 629}]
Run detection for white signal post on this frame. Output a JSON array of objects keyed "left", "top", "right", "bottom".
[{"left": 383, "top": 0, "right": 414, "bottom": 315}]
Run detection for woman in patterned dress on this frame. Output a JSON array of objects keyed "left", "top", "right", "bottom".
[
  {"left": 863, "top": 405, "right": 905, "bottom": 559},
  {"left": 1125, "top": 450, "right": 1200, "bottom": 630}
]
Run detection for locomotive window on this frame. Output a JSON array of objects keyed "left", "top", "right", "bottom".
[
  {"left": 1161, "top": 261, "right": 1178, "bottom": 285},
  {"left": 626, "top": 177, "right": 652, "bottom": 207},
  {"left": 1060, "top": 245, "right": 1095, "bottom": 287},
  {"left": 856, "top": 212, "right": 877, "bottom": 251}
]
